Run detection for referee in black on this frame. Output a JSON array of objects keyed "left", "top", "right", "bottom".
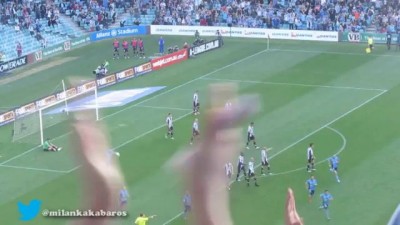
[{"left": 387, "top": 31, "right": 392, "bottom": 50}]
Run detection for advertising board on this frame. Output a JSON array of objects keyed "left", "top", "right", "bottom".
[
  {"left": 150, "top": 49, "right": 188, "bottom": 70},
  {"left": 90, "top": 26, "right": 148, "bottom": 41}
]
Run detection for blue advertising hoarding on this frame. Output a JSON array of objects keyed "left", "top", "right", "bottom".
[{"left": 90, "top": 26, "right": 148, "bottom": 41}]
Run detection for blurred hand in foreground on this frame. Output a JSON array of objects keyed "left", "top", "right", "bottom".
[
  {"left": 168, "top": 83, "right": 259, "bottom": 225},
  {"left": 69, "top": 83, "right": 304, "bottom": 225},
  {"left": 286, "top": 188, "right": 304, "bottom": 225},
  {"left": 71, "top": 112, "right": 125, "bottom": 225}
]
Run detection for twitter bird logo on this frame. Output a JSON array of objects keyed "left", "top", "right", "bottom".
[{"left": 17, "top": 199, "right": 42, "bottom": 221}]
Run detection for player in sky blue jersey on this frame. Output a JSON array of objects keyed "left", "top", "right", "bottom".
[
  {"left": 329, "top": 155, "right": 341, "bottom": 183},
  {"left": 182, "top": 191, "right": 191, "bottom": 219},
  {"left": 320, "top": 190, "right": 333, "bottom": 220},
  {"left": 306, "top": 175, "right": 318, "bottom": 203},
  {"left": 119, "top": 186, "right": 129, "bottom": 207}
]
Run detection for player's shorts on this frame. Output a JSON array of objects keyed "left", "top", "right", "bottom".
[
  {"left": 133, "top": 46, "right": 137, "bottom": 51},
  {"left": 114, "top": 47, "right": 119, "bottom": 52},
  {"left": 262, "top": 159, "right": 269, "bottom": 166},
  {"left": 168, "top": 126, "right": 173, "bottom": 132},
  {"left": 248, "top": 134, "right": 255, "bottom": 141},
  {"left": 227, "top": 171, "right": 232, "bottom": 178},
  {"left": 193, "top": 101, "right": 199, "bottom": 108},
  {"left": 124, "top": 48, "right": 128, "bottom": 52},
  {"left": 308, "top": 157, "right": 314, "bottom": 163},
  {"left": 184, "top": 205, "right": 191, "bottom": 213},
  {"left": 308, "top": 189, "right": 315, "bottom": 196},
  {"left": 139, "top": 47, "right": 144, "bottom": 52},
  {"left": 248, "top": 170, "right": 255, "bottom": 177},
  {"left": 321, "top": 203, "right": 329, "bottom": 209},
  {"left": 193, "top": 129, "right": 199, "bottom": 136},
  {"left": 332, "top": 166, "right": 338, "bottom": 171},
  {"left": 369, "top": 44, "right": 373, "bottom": 49},
  {"left": 237, "top": 163, "right": 245, "bottom": 172},
  {"left": 387, "top": 39, "right": 391, "bottom": 43},
  {"left": 120, "top": 200, "right": 127, "bottom": 206},
  {"left": 43, "top": 147, "right": 50, "bottom": 151}
]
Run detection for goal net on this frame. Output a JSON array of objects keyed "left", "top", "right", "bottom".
[{"left": 12, "top": 80, "right": 99, "bottom": 145}]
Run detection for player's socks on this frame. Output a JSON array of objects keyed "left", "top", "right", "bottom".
[
  {"left": 324, "top": 209, "right": 330, "bottom": 220},
  {"left": 261, "top": 167, "right": 264, "bottom": 175},
  {"left": 254, "top": 178, "right": 259, "bottom": 186},
  {"left": 335, "top": 174, "right": 340, "bottom": 183}
]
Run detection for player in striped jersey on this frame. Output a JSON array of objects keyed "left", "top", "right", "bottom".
[
  {"left": 329, "top": 155, "right": 340, "bottom": 183},
  {"left": 190, "top": 118, "right": 199, "bottom": 145},
  {"left": 165, "top": 113, "right": 174, "bottom": 139},
  {"left": 261, "top": 146, "right": 272, "bottom": 175},
  {"left": 193, "top": 90, "right": 200, "bottom": 115},
  {"left": 235, "top": 152, "right": 247, "bottom": 181},
  {"left": 246, "top": 122, "right": 259, "bottom": 149},
  {"left": 225, "top": 162, "right": 233, "bottom": 190},
  {"left": 306, "top": 143, "right": 316, "bottom": 172},
  {"left": 246, "top": 157, "right": 259, "bottom": 187}
]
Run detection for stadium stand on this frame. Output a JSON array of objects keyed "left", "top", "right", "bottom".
[
  {"left": 117, "top": 0, "right": 399, "bottom": 33},
  {"left": 1, "top": 0, "right": 399, "bottom": 61},
  {"left": 0, "top": 0, "right": 85, "bottom": 61},
  {"left": 63, "top": 0, "right": 127, "bottom": 31}
]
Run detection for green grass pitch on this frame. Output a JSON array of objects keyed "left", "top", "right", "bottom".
[{"left": 0, "top": 35, "right": 400, "bottom": 225}]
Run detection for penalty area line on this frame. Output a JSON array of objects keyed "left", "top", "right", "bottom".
[
  {"left": 260, "top": 126, "right": 346, "bottom": 177},
  {"left": 201, "top": 77, "right": 387, "bottom": 92},
  {"left": 0, "top": 164, "right": 69, "bottom": 173},
  {"left": 161, "top": 89, "right": 386, "bottom": 225},
  {"left": 2, "top": 47, "right": 271, "bottom": 168},
  {"left": 66, "top": 111, "right": 193, "bottom": 173}
]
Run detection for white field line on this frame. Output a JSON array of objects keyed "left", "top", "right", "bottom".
[
  {"left": 161, "top": 212, "right": 184, "bottom": 225},
  {"left": 0, "top": 164, "right": 68, "bottom": 173},
  {"left": 266, "top": 126, "right": 347, "bottom": 177},
  {"left": 162, "top": 89, "right": 387, "bottom": 225},
  {"left": 1, "top": 48, "right": 270, "bottom": 168},
  {"left": 1, "top": 106, "right": 191, "bottom": 166},
  {"left": 201, "top": 77, "right": 387, "bottom": 92},
  {"left": 101, "top": 48, "right": 271, "bottom": 120},
  {"left": 136, "top": 105, "right": 192, "bottom": 111},
  {"left": 0, "top": 145, "right": 43, "bottom": 165},
  {"left": 269, "top": 48, "right": 400, "bottom": 57},
  {"left": 232, "top": 89, "right": 387, "bottom": 183},
  {"left": 66, "top": 111, "right": 193, "bottom": 173}
]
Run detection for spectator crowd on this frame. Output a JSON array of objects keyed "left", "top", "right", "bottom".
[
  {"left": 62, "top": 0, "right": 129, "bottom": 31},
  {"left": 149, "top": 0, "right": 400, "bottom": 32},
  {"left": 0, "top": 0, "right": 62, "bottom": 48}
]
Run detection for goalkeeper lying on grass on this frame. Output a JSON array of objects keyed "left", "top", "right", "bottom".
[{"left": 43, "top": 138, "right": 62, "bottom": 152}]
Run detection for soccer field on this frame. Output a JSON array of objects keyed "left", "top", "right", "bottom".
[{"left": 1, "top": 36, "right": 400, "bottom": 225}]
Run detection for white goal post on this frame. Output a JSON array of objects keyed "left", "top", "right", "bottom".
[{"left": 12, "top": 80, "right": 99, "bottom": 145}]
